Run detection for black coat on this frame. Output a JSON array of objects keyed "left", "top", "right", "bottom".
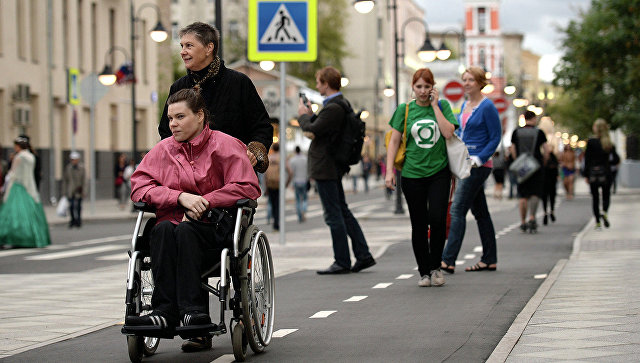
[
  {"left": 159, "top": 62, "right": 273, "bottom": 151},
  {"left": 298, "top": 94, "right": 348, "bottom": 180}
]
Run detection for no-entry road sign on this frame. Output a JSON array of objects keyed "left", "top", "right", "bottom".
[
  {"left": 443, "top": 81, "right": 464, "bottom": 103},
  {"left": 493, "top": 96, "right": 508, "bottom": 113}
]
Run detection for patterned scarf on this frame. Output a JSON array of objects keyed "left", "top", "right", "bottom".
[{"left": 189, "top": 56, "right": 221, "bottom": 91}]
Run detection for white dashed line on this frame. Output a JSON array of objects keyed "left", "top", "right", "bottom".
[
  {"left": 210, "top": 354, "right": 235, "bottom": 363},
  {"left": 463, "top": 254, "right": 476, "bottom": 259},
  {"left": 455, "top": 260, "right": 466, "bottom": 265},
  {"left": 372, "top": 283, "right": 393, "bottom": 289},
  {"left": 272, "top": 328, "right": 298, "bottom": 337},
  {"left": 396, "top": 274, "right": 414, "bottom": 279},
  {"left": 413, "top": 266, "right": 419, "bottom": 270},
  {"left": 534, "top": 274, "right": 548, "bottom": 279},
  {"left": 473, "top": 246, "right": 483, "bottom": 252},
  {"left": 309, "top": 310, "right": 337, "bottom": 319},
  {"left": 343, "top": 295, "right": 368, "bottom": 302}
]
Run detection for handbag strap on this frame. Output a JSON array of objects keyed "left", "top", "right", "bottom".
[{"left": 402, "top": 102, "right": 409, "bottom": 143}]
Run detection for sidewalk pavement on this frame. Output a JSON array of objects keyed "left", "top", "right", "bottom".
[
  {"left": 1, "top": 177, "right": 638, "bottom": 361},
  {"left": 489, "top": 181, "right": 640, "bottom": 362}
]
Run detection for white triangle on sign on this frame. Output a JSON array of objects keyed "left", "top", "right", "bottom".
[{"left": 259, "top": 4, "right": 305, "bottom": 45}]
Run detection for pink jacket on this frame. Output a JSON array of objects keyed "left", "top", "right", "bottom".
[{"left": 131, "top": 126, "right": 261, "bottom": 224}]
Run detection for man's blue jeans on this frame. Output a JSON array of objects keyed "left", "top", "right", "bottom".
[
  {"left": 316, "top": 179, "right": 372, "bottom": 269},
  {"left": 293, "top": 182, "right": 308, "bottom": 222},
  {"left": 442, "top": 167, "right": 497, "bottom": 266}
]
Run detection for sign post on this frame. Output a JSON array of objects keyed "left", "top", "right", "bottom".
[{"left": 248, "top": 0, "right": 317, "bottom": 245}]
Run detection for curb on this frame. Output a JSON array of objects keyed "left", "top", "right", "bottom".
[{"left": 486, "top": 215, "right": 593, "bottom": 362}]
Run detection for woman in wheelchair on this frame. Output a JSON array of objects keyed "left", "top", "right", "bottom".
[{"left": 127, "top": 88, "right": 261, "bottom": 347}]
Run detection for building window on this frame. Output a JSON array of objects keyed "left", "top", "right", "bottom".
[
  {"left": 78, "top": 0, "right": 84, "bottom": 71},
  {"left": 478, "top": 7, "right": 486, "bottom": 34},
  {"left": 17, "top": 0, "right": 26, "bottom": 60},
  {"left": 377, "top": 17, "right": 382, "bottom": 40},
  {"left": 479, "top": 47, "right": 486, "bottom": 68},
  {"left": 63, "top": 0, "right": 69, "bottom": 67},
  {"left": 30, "top": 0, "right": 39, "bottom": 63},
  {"left": 172, "top": 21, "right": 179, "bottom": 41}
]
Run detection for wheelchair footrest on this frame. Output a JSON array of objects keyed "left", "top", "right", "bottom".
[
  {"left": 176, "top": 323, "right": 226, "bottom": 339},
  {"left": 121, "top": 325, "right": 176, "bottom": 339}
]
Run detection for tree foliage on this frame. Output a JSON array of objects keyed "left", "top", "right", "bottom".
[
  {"left": 551, "top": 0, "right": 640, "bottom": 139},
  {"left": 287, "top": 0, "right": 350, "bottom": 86}
]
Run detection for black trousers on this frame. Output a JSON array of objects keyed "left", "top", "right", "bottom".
[
  {"left": 401, "top": 167, "right": 452, "bottom": 277},
  {"left": 590, "top": 180, "right": 611, "bottom": 223},
  {"left": 150, "top": 221, "right": 216, "bottom": 321}
]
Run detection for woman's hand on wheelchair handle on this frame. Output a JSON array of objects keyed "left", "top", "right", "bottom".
[{"left": 178, "top": 192, "right": 209, "bottom": 218}]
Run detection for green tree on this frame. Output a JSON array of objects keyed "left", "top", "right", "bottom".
[{"left": 552, "top": 0, "right": 640, "bottom": 157}]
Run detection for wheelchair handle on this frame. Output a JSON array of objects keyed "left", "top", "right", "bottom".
[{"left": 133, "top": 202, "right": 156, "bottom": 213}]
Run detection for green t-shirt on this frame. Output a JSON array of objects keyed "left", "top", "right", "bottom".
[{"left": 388, "top": 99, "right": 458, "bottom": 178}]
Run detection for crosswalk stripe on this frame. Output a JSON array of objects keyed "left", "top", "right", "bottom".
[
  {"left": 343, "top": 296, "right": 367, "bottom": 302},
  {"left": 309, "top": 310, "right": 336, "bottom": 318},
  {"left": 372, "top": 283, "right": 392, "bottom": 289},
  {"left": 210, "top": 354, "right": 235, "bottom": 363},
  {"left": 396, "top": 274, "right": 413, "bottom": 279},
  {"left": 25, "top": 245, "right": 124, "bottom": 260},
  {"left": 96, "top": 253, "right": 129, "bottom": 261},
  {"left": 464, "top": 254, "right": 476, "bottom": 259},
  {"left": 272, "top": 328, "right": 298, "bottom": 337},
  {"left": 68, "top": 235, "right": 131, "bottom": 247}
]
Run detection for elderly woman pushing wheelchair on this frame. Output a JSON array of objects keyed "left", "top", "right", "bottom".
[{"left": 126, "top": 88, "right": 261, "bottom": 350}]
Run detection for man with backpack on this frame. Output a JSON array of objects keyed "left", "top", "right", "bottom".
[{"left": 297, "top": 66, "right": 375, "bottom": 275}]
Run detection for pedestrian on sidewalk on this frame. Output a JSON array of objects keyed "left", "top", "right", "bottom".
[
  {"left": 114, "top": 153, "right": 127, "bottom": 210},
  {"left": 63, "top": 151, "right": 86, "bottom": 228},
  {"left": 361, "top": 155, "right": 372, "bottom": 193},
  {"left": 542, "top": 146, "right": 559, "bottom": 225},
  {"left": 441, "top": 66, "right": 501, "bottom": 273},
  {"left": 584, "top": 118, "right": 615, "bottom": 229},
  {"left": 289, "top": 145, "right": 309, "bottom": 222},
  {"left": 298, "top": 66, "right": 376, "bottom": 275},
  {"left": 350, "top": 158, "right": 363, "bottom": 193},
  {"left": 0, "top": 136, "right": 51, "bottom": 248},
  {"left": 560, "top": 144, "right": 576, "bottom": 200},
  {"left": 385, "top": 68, "right": 457, "bottom": 287},
  {"left": 491, "top": 148, "right": 507, "bottom": 200},
  {"left": 509, "top": 111, "right": 549, "bottom": 233},
  {"left": 128, "top": 88, "right": 261, "bottom": 352},
  {"left": 264, "top": 143, "right": 291, "bottom": 231},
  {"left": 158, "top": 22, "right": 272, "bottom": 175},
  {"left": 609, "top": 143, "right": 621, "bottom": 194}
]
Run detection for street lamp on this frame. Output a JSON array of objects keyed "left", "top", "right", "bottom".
[
  {"left": 98, "top": 46, "right": 130, "bottom": 86},
  {"left": 353, "top": 0, "right": 375, "bottom": 14}
]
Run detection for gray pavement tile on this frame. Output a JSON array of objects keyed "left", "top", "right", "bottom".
[
  {"left": 512, "top": 348, "right": 628, "bottom": 360},
  {"left": 530, "top": 320, "right": 625, "bottom": 330},
  {"left": 598, "top": 332, "right": 640, "bottom": 344},
  {"left": 591, "top": 343, "right": 640, "bottom": 354},
  {"left": 0, "top": 330, "right": 61, "bottom": 342},
  {"left": 524, "top": 329, "right": 625, "bottom": 340},
  {"left": 0, "top": 338, "right": 40, "bottom": 351},
  {"left": 531, "top": 311, "right": 626, "bottom": 321},
  {"left": 521, "top": 339, "right": 628, "bottom": 349}
]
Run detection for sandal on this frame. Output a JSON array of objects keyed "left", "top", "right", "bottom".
[
  {"left": 440, "top": 263, "right": 455, "bottom": 274},
  {"left": 465, "top": 262, "right": 496, "bottom": 272}
]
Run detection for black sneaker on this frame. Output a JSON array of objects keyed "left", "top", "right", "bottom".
[
  {"left": 125, "top": 311, "right": 175, "bottom": 329},
  {"left": 181, "top": 336, "right": 213, "bottom": 352},
  {"left": 528, "top": 220, "right": 537, "bottom": 234},
  {"left": 182, "top": 311, "right": 211, "bottom": 326},
  {"left": 543, "top": 214, "right": 548, "bottom": 225}
]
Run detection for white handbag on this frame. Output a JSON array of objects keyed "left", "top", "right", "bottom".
[
  {"left": 56, "top": 196, "right": 69, "bottom": 217},
  {"left": 446, "top": 133, "right": 472, "bottom": 179}
]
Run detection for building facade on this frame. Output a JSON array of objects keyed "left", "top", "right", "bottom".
[{"left": 0, "top": 0, "right": 165, "bottom": 203}]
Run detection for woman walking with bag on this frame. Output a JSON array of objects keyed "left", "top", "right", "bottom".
[
  {"left": 584, "top": 119, "right": 614, "bottom": 229},
  {"left": 440, "top": 66, "right": 501, "bottom": 273},
  {"left": 385, "top": 68, "right": 458, "bottom": 287}
]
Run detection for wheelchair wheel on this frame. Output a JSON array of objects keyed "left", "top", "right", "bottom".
[
  {"left": 240, "top": 225, "right": 275, "bottom": 353},
  {"left": 127, "top": 336, "right": 143, "bottom": 363},
  {"left": 231, "top": 321, "right": 248, "bottom": 362}
]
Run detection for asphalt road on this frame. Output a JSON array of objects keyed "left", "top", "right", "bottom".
[{"left": 0, "top": 189, "right": 592, "bottom": 362}]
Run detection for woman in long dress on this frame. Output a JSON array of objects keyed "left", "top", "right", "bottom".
[{"left": 0, "top": 136, "right": 51, "bottom": 248}]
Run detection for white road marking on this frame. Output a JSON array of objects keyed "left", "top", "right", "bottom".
[
  {"left": 272, "top": 328, "right": 298, "bottom": 337},
  {"left": 534, "top": 274, "right": 548, "bottom": 279},
  {"left": 396, "top": 274, "right": 414, "bottom": 279},
  {"left": 455, "top": 260, "right": 466, "bottom": 265},
  {"left": 372, "top": 283, "right": 393, "bottom": 289},
  {"left": 0, "top": 249, "right": 37, "bottom": 257},
  {"left": 25, "top": 245, "right": 124, "bottom": 260},
  {"left": 463, "top": 254, "right": 476, "bottom": 259},
  {"left": 67, "top": 235, "right": 131, "bottom": 247},
  {"left": 309, "top": 310, "right": 336, "bottom": 319},
  {"left": 96, "top": 253, "right": 129, "bottom": 261},
  {"left": 413, "top": 266, "right": 418, "bottom": 270},
  {"left": 210, "top": 354, "right": 235, "bottom": 363},
  {"left": 473, "top": 246, "right": 483, "bottom": 252},
  {"left": 343, "top": 296, "right": 367, "bottom": 302}
]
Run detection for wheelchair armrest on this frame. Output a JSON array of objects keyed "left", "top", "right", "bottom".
[
  {"left": 133, "top": 202, "right": 157, "bottom": 213},
  {"left": 235, "top": 199, "right": 258, "bottom": 209}
]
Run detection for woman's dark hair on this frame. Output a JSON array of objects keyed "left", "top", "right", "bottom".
[
  {"left": 315, "top": 66, "right": 342, "bottom": 91},
  {"left": 179, "top": 22, "right": 220, "bottom": 57},
  {"left": 167, "top": 88, "right": 210, "bottom": 124},
  {"left": 14, "top": 136, "right": 30, "bottom": 149}
]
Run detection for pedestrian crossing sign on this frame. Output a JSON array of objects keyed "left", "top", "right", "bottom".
[{"left": 248, "top": 0, "right": 317, "bottom": 62}]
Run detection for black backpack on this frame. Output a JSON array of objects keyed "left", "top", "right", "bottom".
[{"left": 331, "top": 99, "right": 365, "bottom": 173}]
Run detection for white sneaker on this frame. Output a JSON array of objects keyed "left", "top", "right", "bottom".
[
  {"left": 418, "top": 275, "right": 431, "bottom": 287},
  {"left": 431, "top": 269, "right": 445, "bottom": 286}
]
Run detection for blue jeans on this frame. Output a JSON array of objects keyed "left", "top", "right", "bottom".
[
  {"left": 442, "top": 167, "right": 497, "bottom": 266},
  {"left": 316, "top": 179, "right": 372, "bottom": 269},
  {"left": 293, "top": 182, "right": 308, "bottom": 222},
  {"left": 69, "top": 197, "right": 82, "bottom": 226}
]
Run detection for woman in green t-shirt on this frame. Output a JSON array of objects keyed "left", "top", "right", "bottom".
[{"left": 385, "top": 68, "right": 458, "bottom": 287}]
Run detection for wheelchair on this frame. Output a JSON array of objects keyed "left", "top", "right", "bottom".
[{"left": 121, "top": 199, "right": 275, "bottom": 362}]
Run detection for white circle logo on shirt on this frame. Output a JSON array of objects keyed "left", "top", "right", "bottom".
[{"left": 411, "top": 119, "right": 440, "bottom": 149}]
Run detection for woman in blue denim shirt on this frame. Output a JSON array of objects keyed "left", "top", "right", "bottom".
[{"left": 441, "top": 66, "right": 502, "bottom": 273}]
